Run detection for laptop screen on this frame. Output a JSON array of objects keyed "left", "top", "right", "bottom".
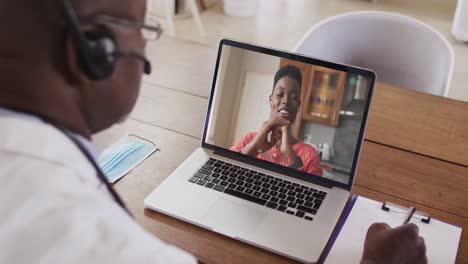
[{"left": 203, "top": 40, "right": 375, "bottom": 189}]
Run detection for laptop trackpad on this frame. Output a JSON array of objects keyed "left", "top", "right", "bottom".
[{"left": 202, "top": 199, "right": 266, "bottom": 236}]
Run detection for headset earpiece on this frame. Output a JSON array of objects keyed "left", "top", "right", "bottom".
[
  {"left": 59, "top": 0, "right": 151, "bottom": 80},
  {"left": 81, "top": 27, "right": 118, "bottom": 80},
  {"left": 59, "top": 0, "right": 118, "bottom": 81}
]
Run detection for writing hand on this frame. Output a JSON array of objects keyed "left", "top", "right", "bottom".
[{"left": 361, "top": 223, "right": 427, "bottom": 264}]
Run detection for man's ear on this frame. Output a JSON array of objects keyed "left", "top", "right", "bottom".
[{"left": 269, "top": 94, "right": 272, "bottom": 105}]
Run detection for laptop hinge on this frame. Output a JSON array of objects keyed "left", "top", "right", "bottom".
[{"left": 213, "top": 149, "right": 335, "bottom": 189}]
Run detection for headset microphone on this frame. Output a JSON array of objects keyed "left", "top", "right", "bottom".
[{"left": 113, "top": 51, "right": 152, "bottom": 75}]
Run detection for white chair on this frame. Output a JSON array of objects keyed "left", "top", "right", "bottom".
[
  {"left": 452, "top": 0, "right": 468, "bottom": 42},
  {"left": 147, "top": 0, "right": 206, "bottom": 37},
  {"left": 295, "top": 11, "right": 454, "bottom": 97}
]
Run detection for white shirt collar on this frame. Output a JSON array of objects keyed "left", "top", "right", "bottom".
[{"left": 0, "top": 107, "right": 100, "bottom": 160}]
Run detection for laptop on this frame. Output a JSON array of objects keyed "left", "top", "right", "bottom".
[{"left": 144, "top": 39, "right": 375, "bottom": 263}]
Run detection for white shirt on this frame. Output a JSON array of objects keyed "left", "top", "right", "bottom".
[
  {"left": 0, "top": 108, "right": 99, "bottom": 158},
  {"left": 0, "top": 109, "right": 196, "bottom": 264}
]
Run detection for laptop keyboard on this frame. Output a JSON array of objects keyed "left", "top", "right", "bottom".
[{"left": 188, "top": 158, "right": 327, "bottom": 222}]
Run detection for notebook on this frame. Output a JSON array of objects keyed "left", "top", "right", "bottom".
[{"left": 324, "top": 195, "right": 462, "bottom": 263}]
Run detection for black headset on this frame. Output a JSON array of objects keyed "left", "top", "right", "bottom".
[{"left": 58, "top": 0, "right": 151, "bottom": 81}]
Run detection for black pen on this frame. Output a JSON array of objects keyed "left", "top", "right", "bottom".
[{"left": 403, "top": 206, "right": 416, "bottom": 224}]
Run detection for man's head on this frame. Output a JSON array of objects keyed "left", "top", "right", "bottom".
[
  {"left": 0, "top": 0, "right": 150, "bottom": 137},
  {"left": 269, "top": 65, "right": 302, "bottom": 123}
]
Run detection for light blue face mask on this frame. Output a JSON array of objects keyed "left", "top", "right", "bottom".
[{"left": 97, "top": 135, "right": 158, "bottom": 183}]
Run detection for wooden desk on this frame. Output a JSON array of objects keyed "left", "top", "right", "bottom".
[{"left": 101, "top": 82, "right": 467, "bottom": 263}]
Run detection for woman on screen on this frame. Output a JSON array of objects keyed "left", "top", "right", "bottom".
[{"left": 231, "top": 65, "right": 323, "bottom": 176}]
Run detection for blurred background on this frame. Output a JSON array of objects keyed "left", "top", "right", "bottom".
[
  {"left": 143, "top": 0, "right": 467, "bottom": 101},
  {"left": 120, "top": 0, "right": 466, "bottom": 183}
]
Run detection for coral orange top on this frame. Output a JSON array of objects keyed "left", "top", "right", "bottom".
[{"left": 231, "top": 132, "right": 323, "bottom": 176}]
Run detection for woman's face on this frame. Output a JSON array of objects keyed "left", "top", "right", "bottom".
[{"left": 269, "top": 76, "right": 301, "bottom": 123}]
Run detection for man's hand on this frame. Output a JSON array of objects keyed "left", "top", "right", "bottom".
[
  {"left": 241, "top": 117, "right": 289, "bottom": 156},
  {"left": 361, "top": 223, "right": 427, "bottom": 264}
]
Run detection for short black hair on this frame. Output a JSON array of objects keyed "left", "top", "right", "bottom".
[{"left": 273, "top": 65, "right": 302, "bottom": 94}]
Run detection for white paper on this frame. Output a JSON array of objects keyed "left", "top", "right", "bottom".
[{"left": 325, "top": 196, "right": 462, "bottom": 264}]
